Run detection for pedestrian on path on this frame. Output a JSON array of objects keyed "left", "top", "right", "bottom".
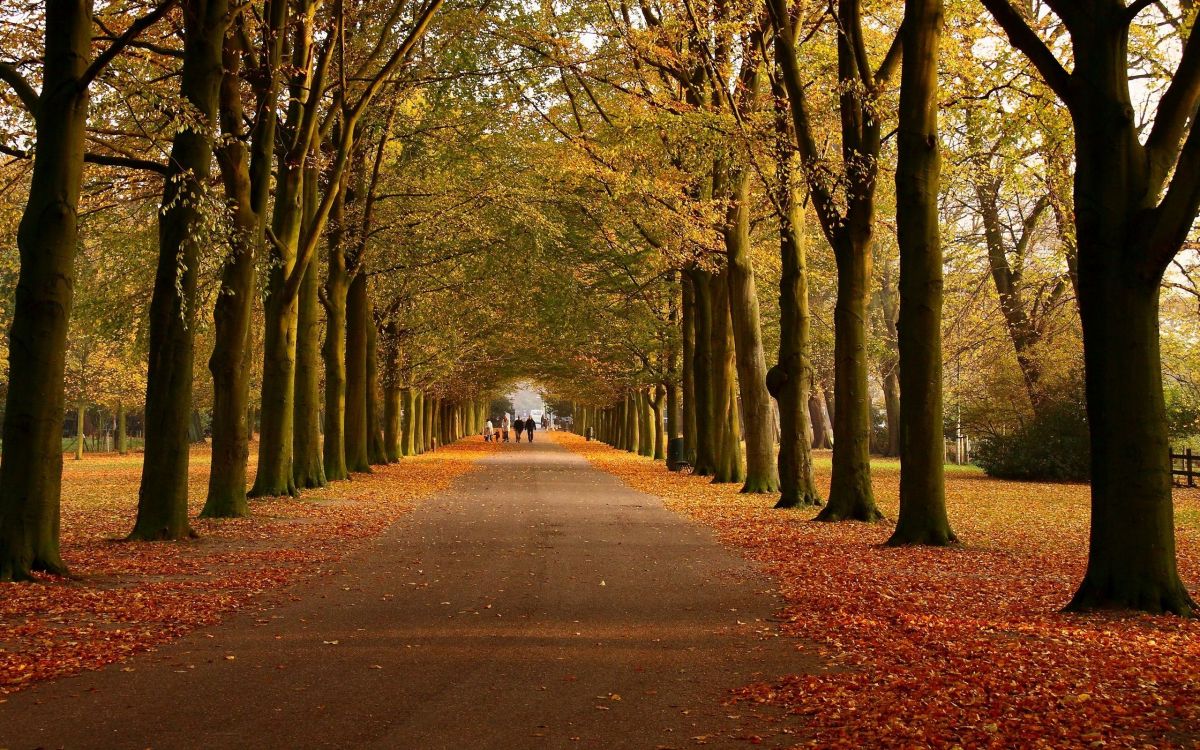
[
  {"left": 501, "top": 414, "right": 510, "bottom": 442},
  {"left": 526, "top": 417, "right": 535, "bottom": 442},
  {"left": 514, "top": 417, "right": 524, "bottom": 442},
  {"left": 484, "top": 419, "right": 494, "bottom": 442}
]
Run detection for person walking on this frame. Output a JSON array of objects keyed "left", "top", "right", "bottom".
[
  {"left": 500, "top": 414, "right": 510, "bottom": 442},
  {"left": 526, "top": 416, "right": 536, "bottom": 442},
  {"left": 513, "top": 417, "right": 524, "bottom": 443},
  {"left": 484, "top": 419, "right": 494, "bottom": 443}
]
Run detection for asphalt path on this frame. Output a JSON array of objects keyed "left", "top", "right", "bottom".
[{"left": 0, "top": 437, "right": 817, "bottom": 749}]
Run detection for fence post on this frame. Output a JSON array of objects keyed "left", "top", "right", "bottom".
[{"left": 1189, "top": 448, "right": 1195, "bottom": 488}]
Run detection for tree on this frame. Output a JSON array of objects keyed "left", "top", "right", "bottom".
[
  {"left": 204, "top": 0, "right": 288, "bottom": 518},
  {"left": 887, "top": 0, "right": 957, "bottom": 546},
  {"left": 769, "top": 0, "right": 898, "bottom": 522},
  {"left": 131, "top": 0, "right": 229, "bottom": 541},
  {"left": 981, "top": 0, "right": 1200, "bottom": 614},
  {"left": 0, "top": 0, "right": 169, "bottom": 578}
]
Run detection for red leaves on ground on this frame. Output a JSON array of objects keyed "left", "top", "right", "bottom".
[
  {"left": 557, "top": 433, "right": 1200, "bottom": 749},
  {"left": 0, "top": 442, "right": 485, "bottom": 693}
]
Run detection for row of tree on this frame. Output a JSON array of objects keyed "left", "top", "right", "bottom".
[
  {"left": 0, "top": 0, "right": 1197, "bottom": 619},
  {"left": 537, "top": 0, "right": 1200, "bottom": 616}
]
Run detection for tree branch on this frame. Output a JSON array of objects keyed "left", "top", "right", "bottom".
[
  {"left": 81, "top": 0, "right": 178, "bottom": 89},
  {"left": 0, "top": 142, "right": 168, "bottom": 174},
  {"left": 1146, "top": 113, "right": 1200, "bottom": 274},
  {"left": 1126, "top": 0, "right": 1159, "bottom": 22},
  {"left": 0, "top": 62, "right": 39, "bottom": 114},
  {"left": 979, "top": 0, "right": 1073, "bottom": 103},
  {"left": 873, "top": 31, "right": 903, "bottom": 90},
  {"left": 1144, "top": 21, "right": 1200, "bottom": 194}
]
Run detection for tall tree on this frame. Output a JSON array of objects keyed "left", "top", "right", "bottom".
[
  {"left": 204, "top": 0, "right": 288, "bottom": 518},
  {"left": 131, "top": 0, "right": 229, "bottom": 540},
  {"left": 887, "top": 0, "right": 956, "bottom": 546},
  {"left": 0, "top": 0, "right": 170, "bottom": 578},
  {"left": 981, "top": 0, "right": 1200, "bottom": 614},
  {"left": 769, "top": 0, "right": 898, "bottom": 522},
  {"left": 768, "top": 42, "right": 822, "bottom": 508}
]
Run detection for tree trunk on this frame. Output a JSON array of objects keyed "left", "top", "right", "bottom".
[
  {"left": 321, "top": 182, "right": 350, "bottom": 482},
  {"left": 383, "top": 329, "right": 402, "bottom": 462},
  {"left": 725, "top": 174, "right": 780, "bottom": 493},
  {"left": 1070, "top": 270, "right": 1192, "bottom": 613},
  {"left": 771, "top": 127, "right": 822, "bottom": 508},
  {"left": 400, "top": 387, "right": 416, "bottom": 457},
  {"left": 681, "top": 275, "right": 696, "bottom": 460},
  {"left": 627, "top": 396, "right": 637, "bottom": 452},
  {"left": 419, "top": 392, "right": 428, "bottom": 451},
  {"left": 74, "top": 402, "right": 85, "bottom": 461},
  {"left": 384, "top": 385, "right": 401, "bottom": 462},
  {"left": 249, "top": 0, "right": 323, "bottom": 499},
  {"left": 875, "top": 259, "right": 901, "bottom": 458},
  {"left": 711, "top": 270, "right": 744, "bottom": 484},
  {"left": 689, "top": 270, "right": 717, "bottom": 475},
  {"left": 252, "top": 285, "right": 299, "bottom": 497},
  {"left": 366, "top": 302, "right": 387, "bottom": 465},
  {"left": 293, "top": 252, "right": 326, "bottom": 489},
  {"left": 652, "top": 384, "right": 666, "bottom": 460},
  {"left": 888, "top": 0, "right": 955, "bottom": 546},
  {"left": 0, "top": 0, "right": 93, "bottom": 579},
  {"left": 881, "top": 368, "right": 901, "bottom": 457},
  {"left": 116, "top": 402, "right": 128, "bottom": 455},
  {"left": 132, "top": 0, "right": 227, "bottom": 541},
  {"left": 1066, "top": 46, "right": 1194, "bottom": 613},
  {"left": 816, "top": 235, "right": 882, "bottom": 522},
  {"left": 809, "top": 391, "right": 832, "bottom": 449},
  {"left": 292, "top": 152, "right": 325, "bottom": 489},
  {"left": 344, "top": 273, "right": 371, "bottom": 473},
  {"left": 638, "top": 389, "right": 653, "bottom": 457},
  {"left": 204, "top": 3, "right": 281, "bottom": 518}
]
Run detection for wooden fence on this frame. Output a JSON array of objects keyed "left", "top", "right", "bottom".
[{"left": 1171, "top": 448, "right": 1200, "bottom": 487}]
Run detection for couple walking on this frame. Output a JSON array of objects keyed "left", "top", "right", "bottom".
[{"left": 511, "top": 415, "right": 536, "bottom": 443}]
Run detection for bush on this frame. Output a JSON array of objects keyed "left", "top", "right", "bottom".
[{"left": 974, "top": 385, "right": 1090, "bottom": 482}]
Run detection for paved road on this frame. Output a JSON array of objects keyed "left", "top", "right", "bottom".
[{"left": 0, "top": 438, "right": 816, "bottom": 749}]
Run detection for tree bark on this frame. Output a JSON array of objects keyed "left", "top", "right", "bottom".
[
  {"left": 400, "top": 388, "right": 416, "bottom": 457},
  {"left": 816, "top": 234, "right": 882, "bottom": 522},
  {"left": 681, "top": 275, "right": 697, "bottom": 461},
  {"left": 366, "top": 299, "right": 388, "bottom": 465},
  {"left": 0, "top": 0, "right": 95, "bottom": 578},
  {"left": 887, "top": 0, "right": 955, "bottom": 546},
  {"left": 638, "top": 389, "right": 653, "bottom": 457},
  {"left": 132, "top": 0, "right": 227, "bottom": 540},
  {"left": 116, "top": 401, "right": 128, "bottom": 455},
  {"left": 74, "top": 402, "right": 85, "bottom": 461},
  {"left": 345, "top": 272, "right": 371, "bottom": 472},
  {"left": 710, "top": 270, "right": 744, "bottom": 484},
  {"left": 204, "top": 0, "right": 283, "bottom": 518},
  {"left": 652, "top": 384, "right": 666, "bottom": 460},
  {"left": 292, "top": 152, "right": 326, "bottom": 489},
  {"left": 725, "top": 174, "right": 779, "bottom": 493},
  {"left": 321, "top": 176, "right": 350, "bottom": 482},
  {"left": 689, "top": 269, "right": 717, "bottom": 475},
  {"left": 809, "top": 391, "right": 833, "bottom": 449},
  {"left": 293, "top": 250, "right": 327, "bottom": 489},
  {"left": 770, "top": 111, "right": 822, "bottom": 508}
]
